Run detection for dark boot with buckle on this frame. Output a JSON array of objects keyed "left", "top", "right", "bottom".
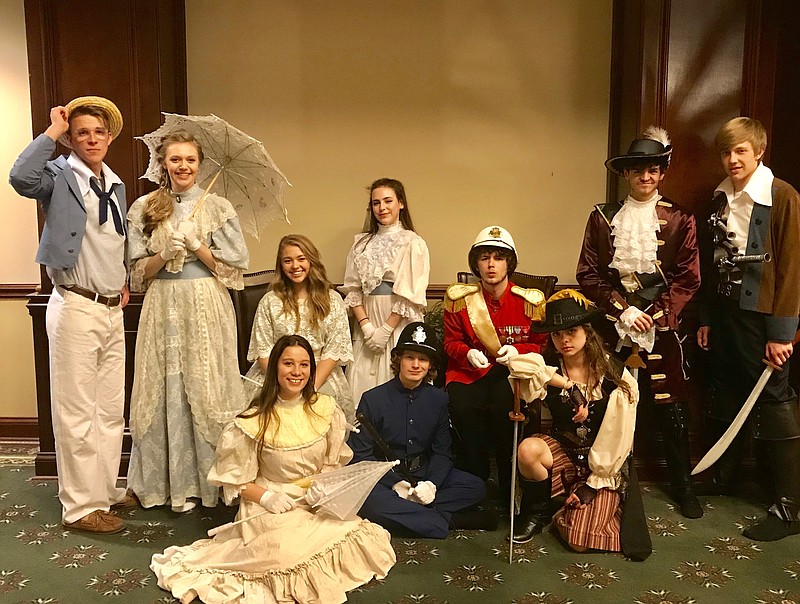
[
  {"left": 744, "top": 438, "right": 800, "bottom": 541},
  {"left": 512, "top": 476, "right": 553, "bottom": 543},
  {"left": 656, "top": 403, "right": 703, "bottom": 518}
]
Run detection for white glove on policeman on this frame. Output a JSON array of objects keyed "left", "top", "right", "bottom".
[
  {"left": 178, "top": 220, "right": 202, "bottom": 251},
  {"left": 258, "top": 490, "right": 296, "bottom": 514},
  {"left": 365, "top": 322, "right": 394, "bottom": 352},
  {"left": 466, "top": 348, "right": 490, "bottom": 369},
  {"left": 495, "top": 345, "right": 519, "bottom": 366},
  {"left": 410, "top": 480, "right": 437, "bottom": 505},
  {"left": 392, "top": 480, "right": 413, "bottom": 500},
  {"left": 160, "top": 231, "right": 186, "bottom": 260}
]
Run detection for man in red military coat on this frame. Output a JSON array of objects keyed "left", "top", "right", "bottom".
[
  {"left": 577, "top": 127, "right": 703, "bottom": 518},
  {"left": 444, "top": 225, "right": 548, "bottom": 500}
]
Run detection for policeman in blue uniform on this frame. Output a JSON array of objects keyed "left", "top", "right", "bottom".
[{"left": 349, "top": 322, "right": 495, "bottom": 538}]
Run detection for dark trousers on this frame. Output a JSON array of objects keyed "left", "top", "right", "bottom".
[
  {"left": 448, "top": 364, "right": 515, "bottom": 496},
  {"left": 359, "top": 469, "right": 486, "bottom": 539}
]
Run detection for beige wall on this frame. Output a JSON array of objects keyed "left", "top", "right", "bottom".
[
  {"left": 2, "top": 0, "right": 613, "bottom": 418},
  {"left": 186, "top": 0, "right": 613, "bottom": 284},
  {"left": 1, "top": 0, "right": 39, "bottom": 419}
]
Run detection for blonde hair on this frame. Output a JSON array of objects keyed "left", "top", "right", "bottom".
[
  {"left": 142, "top": 131, "right": 204, "bottom": 234},
  {"left": 715, "top": 117, "right": 767, "bottom": 155},
  {"left": 271, "top": 234, "right": 333, "bottom": 330}
]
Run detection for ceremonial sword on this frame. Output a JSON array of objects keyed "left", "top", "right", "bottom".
[
  {"left": 508, "top": 379, "right": 525, "bottom": 564},
  {"left": 692, "top": 330, "right": 800, "bottom": 476}
]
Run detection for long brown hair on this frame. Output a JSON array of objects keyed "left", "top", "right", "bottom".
[
  {"left": 356, "top": 178, "right": 416, "bottom": 252},
  {"left": 240, "top": 335, "right": 320, "bottom": 452},
  {"left": 547, "top": 323, "right": 634, "bottom": 402},
  {"left": 271, "top": 235, "right": 332, "bottom": 330},
  {"left": 142, "top": 131, "right": 204, "bottom": 234}
]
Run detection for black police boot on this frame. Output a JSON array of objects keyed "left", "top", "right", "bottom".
[
  {"left": 744, "top": 438, "right": 800, "bottom": 541},
  {"left": 656, "top": 403, "right": 703, "bottom": 518},
  {"left": 511, "top": 476, "right": 552, "bottom": 543}
]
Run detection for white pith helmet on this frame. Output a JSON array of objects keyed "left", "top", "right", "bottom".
[{"left": 471, "top": 225, "right": 516, "bottom": 254}]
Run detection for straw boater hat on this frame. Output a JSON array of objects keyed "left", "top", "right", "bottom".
[
  {"left": 530, "top": 289, "right": 605, "bottom": 333},
  {"left": 57, "top": 96, "right": 123, "bottom": 149},
  {"left": 605, "top": 126, "right": 672, "bottom": 177},
  {"left": 391, "top": 322, "right": 440, "bottom": 363}
]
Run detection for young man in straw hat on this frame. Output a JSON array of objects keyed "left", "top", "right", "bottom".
[
  {"left": 443, "top": 226, "right": 548, "bottom": 502},
  {"left": 696, "top": 117, "right": 800, "bottom": 541},
  {"left": 576, "top": 127, "right": 703, "bottom": 519},
  {"left": 10, "top": 96, "right": 134, "bottom": 534},
  {"left": 349, "top": 322, "right": 495, "bottom": 538}
]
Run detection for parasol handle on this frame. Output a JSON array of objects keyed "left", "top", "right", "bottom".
[
  {"left": 188, "top": 169, "right": 222, "bottom": 220},
  {"left": 509, "top": 379, "right": 525, "bottom": 422},
  {"left": 207, "top": 495, "right": 304, "bottom": 537}
]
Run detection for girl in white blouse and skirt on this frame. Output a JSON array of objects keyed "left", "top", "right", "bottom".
[{"left": 342, "top": 178, "right": 430, "bottom": 407}]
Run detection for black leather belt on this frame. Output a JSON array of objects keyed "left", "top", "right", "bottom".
[
  {"left": 406, "top": 454, "right": 428, "bottom": 472},
  {"left": 717, "top": 281, "right": 742, "bottom": 299},
  {"left": 58, "top": 284, "right": 121, "bottom": 307}
]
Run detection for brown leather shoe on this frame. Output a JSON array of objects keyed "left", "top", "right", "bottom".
[
  {"left": 63, "top": 510, "right": 124, "bottom": 534},
  {"left": 111, "top": 490, "right": 140, "bottom": 510}
]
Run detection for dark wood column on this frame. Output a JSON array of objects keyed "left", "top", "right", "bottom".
[
  {"left": 608, "top": 0, "right": 800, "bottom": 480},
  {"left": 23, "top": 0, "right": 187, "bottom": 477}
]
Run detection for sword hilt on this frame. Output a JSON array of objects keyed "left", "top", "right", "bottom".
[{"left": 509, "top": 379, "right": 525, "bottom": 422}]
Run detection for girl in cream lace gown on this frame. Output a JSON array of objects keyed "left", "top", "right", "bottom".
[
  {"left": 151, "top": 335, "right": 396, "bottom": 604},
  {"left": 342, "top": 178, "right": 430, "bottom": 407},
  {"left": 245, "top": 235, "right": 354, "bottom": 421},
  {"left": 127, "top": 131, "right": 249, "bottom": 512}
]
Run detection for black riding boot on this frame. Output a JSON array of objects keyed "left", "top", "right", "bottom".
[
  {"left": 694, "top": 416, "right": 746, "bottom": 496},
  {"left": 655, "top": 403, "right": 703, "bottom": 518},
  {"left": 512, "top": 476, "right": 552, "bottom": 543},
  {"left": 744, "top": 438, "right": 800, "bottom": 541}
]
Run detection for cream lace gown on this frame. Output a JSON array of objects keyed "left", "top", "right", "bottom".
[
  {"left": 244, "top": 290, "right": 355, "bottom": 421},
  {"left": 341, "top": 223, "right": 430, "bottom": 407},
  {"left": 127, "top": 185, "right": 249, "bottom": 509},
  {"left": 151, "top": 394, "right": 396, "bottom": 604}
]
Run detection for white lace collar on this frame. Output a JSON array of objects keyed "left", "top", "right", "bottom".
[{"left": 352, "top": 225, "right": 416, "bottom": 294}]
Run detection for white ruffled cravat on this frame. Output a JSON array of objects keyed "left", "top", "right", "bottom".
[{"left": 609, "top": 192, "right": 661, "bottom": 281}]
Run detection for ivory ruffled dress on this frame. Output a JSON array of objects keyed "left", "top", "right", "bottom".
[
  {"left": 341, "top": 223, "right": 429, "bottom": 407},
  {"left": 244, "top": 290, "right": 355, "bottom": 421},
  {"left": 127, "top": 185, "right": 249, "bottom": 509},
  {"left": 151, "top": 394, "right": 396, "bottom": 604}
]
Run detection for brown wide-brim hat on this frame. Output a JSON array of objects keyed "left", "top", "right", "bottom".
[
  {"left": 530, "top": 289, "right": 606, "bottom": 333},
  {"left": 605, "top": 138, "right": 672, "bottom": 177},
  {"left": 58, "top": 96, "right": 123, "bottom": 149}
]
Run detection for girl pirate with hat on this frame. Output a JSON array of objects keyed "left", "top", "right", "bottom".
[{"left": 502, "top": 290, "right": 649, "bottom": 559}]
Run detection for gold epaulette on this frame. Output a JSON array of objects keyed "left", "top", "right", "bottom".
[
  {"left": 510, "top": 286, "right": 546, "bottom": 322},
  {"left": 444, "top": 283, "right": 480, "bottom": 313}
]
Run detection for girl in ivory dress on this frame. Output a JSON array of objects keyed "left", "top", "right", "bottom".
[
  {"left": 127, "top": 131, "right": 249, "bottom": 512},
  {"left": 245, "top": 234, "right": 354, "bottom": 421},
  {"left": 151, "top": 335, "right": 396, "bottom": 604},
  {"left": 342, "top": 178, "right": 430, "bottom": 407},
  {"left": 497, "top": 290, "right": 647, "bottom": 557}
]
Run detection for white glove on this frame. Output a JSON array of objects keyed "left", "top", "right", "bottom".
[
  {"left": 258, "top": 490, "right": 296, "bottom": 514},
  {"left": 160, "top": 231, "right": 186, "bottom": 260},
  {"left": 359, "top": 319, "right": 376, "bottom": 340},
  {"left": 495, "top": 345, "right": 519, "bottom": 366},
  {"left": 365, "top": 322, "right": 394, "bottom": 352},
  {"left": 391, "top": 480, "right": 413, "bottom": 500},
  {"left": 466, "top": 348, "right": 490, "bottom": 369},
  {"left": 409, "top": 480, "right": 437, "bottom": 505},
  {"left": 304, "top": 483, "right": 324, "bottom": 506},
  {"left": 178, "top": 220, "right": 202, "bottom": 251}
]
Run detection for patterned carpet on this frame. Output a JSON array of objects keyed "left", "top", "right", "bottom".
[{"left": 1, "top": 444, "right": 800, "bottom": 603}]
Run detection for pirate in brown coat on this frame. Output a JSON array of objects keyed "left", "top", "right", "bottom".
[{"left": 577, "top": 127, "right": 703, "bottom": 519}]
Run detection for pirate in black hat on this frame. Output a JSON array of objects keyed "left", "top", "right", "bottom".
[
  {"left": 502, "top": 291, "right": 649, "bottom": 559},
  {"left": 348, "top": 322, "right": 495, "bottom": 538},
  {"left": 576, "top": 126, "right": 703, "bottom": 519}
]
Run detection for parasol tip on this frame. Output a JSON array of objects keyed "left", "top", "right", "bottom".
[{"left": 391, "top": 460, "right": 401, "bottom": 467}]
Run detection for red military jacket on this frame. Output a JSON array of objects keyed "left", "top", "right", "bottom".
[
  {"left": 443, "top": 281, "right": 547, "bottom": 385},
  {"left": 576, "top": 197, "right": 700, "bottom": 331}
]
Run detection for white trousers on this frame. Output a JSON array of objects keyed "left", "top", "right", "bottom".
[{"left": 47, "top": 288, "right": 126, "bottom": 523}]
